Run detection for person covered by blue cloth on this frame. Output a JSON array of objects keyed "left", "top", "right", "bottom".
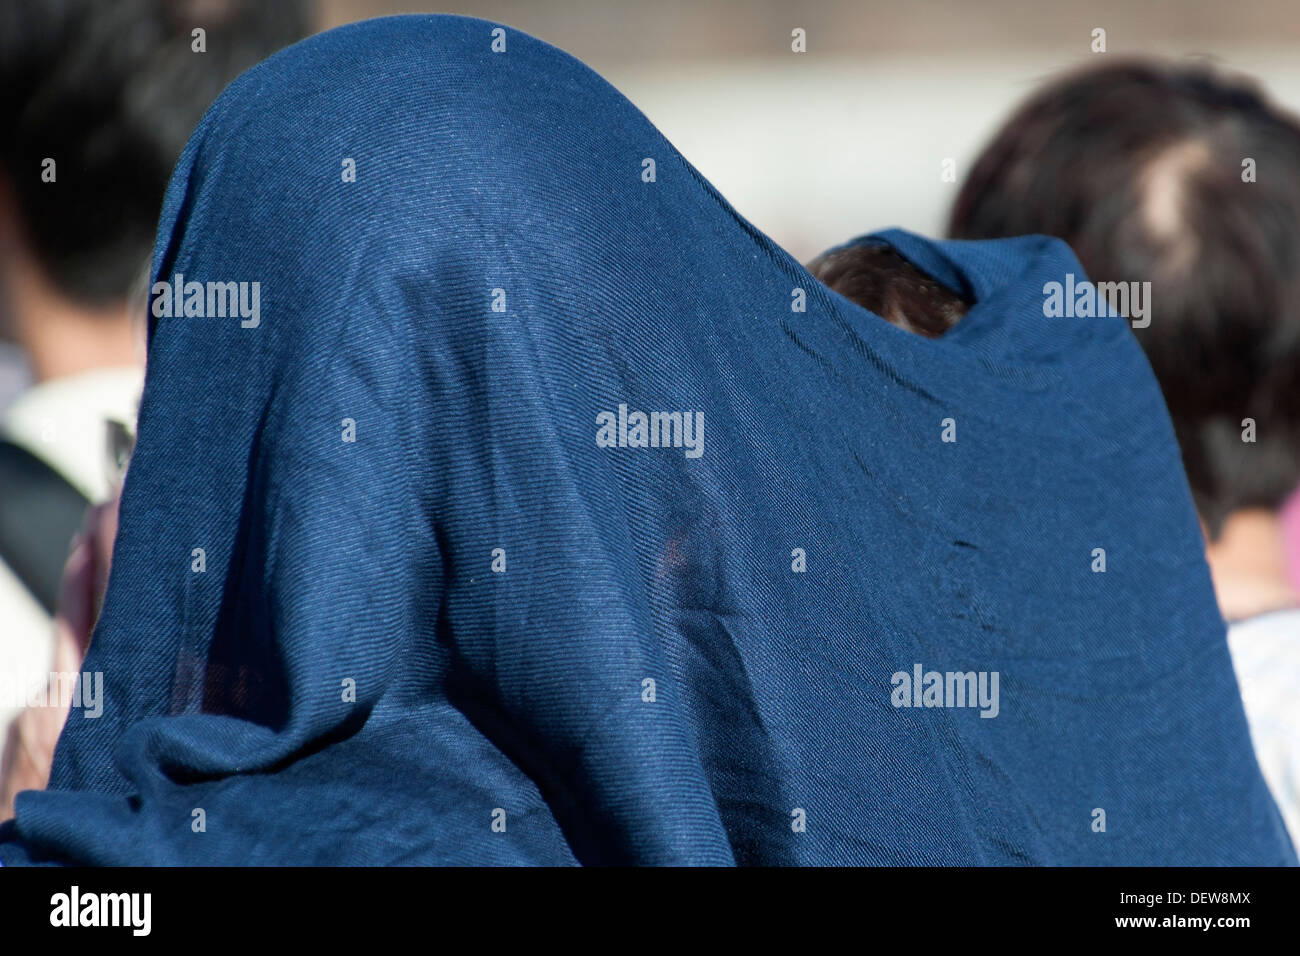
[{"left": 0, "top": 15, "right": 1292, "bottom": 865}]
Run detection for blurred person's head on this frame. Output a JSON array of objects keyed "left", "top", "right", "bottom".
[
  {"left": 807, "top": 242, "right": 970, "bottom": 337},
  {"left": 0, "top": 0, "right": 309, "bottom": 381},
  {"left": 949, "top": 58, "right": 1300, "bottom": 619}
]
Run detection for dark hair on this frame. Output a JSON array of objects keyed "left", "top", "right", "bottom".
[
  {"left": 948, "top": 59, "right": 1300, "bottom": 538},
  {"left": 0, "top": 0, "right": 309, "bottom": 305},
  {"left": 807, "top": 243, "right": 970, "bottom": 338}
]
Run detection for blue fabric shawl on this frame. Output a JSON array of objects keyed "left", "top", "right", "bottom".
[{"left": 1, "top": 14, "right": 1293, "bottom": 865}]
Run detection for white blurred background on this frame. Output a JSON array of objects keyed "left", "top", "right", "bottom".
[{"left": 318, "top": 0, "right": 1300, "bottom": 261}]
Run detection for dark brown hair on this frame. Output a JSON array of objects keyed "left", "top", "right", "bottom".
[
  {"left": 806, "top": 243, "right": 969, "bottom": 338},
  {"left": 0, "top": 0, "right": 309, "bottom": 305},
  {"left": 949, "top": 59, "right": 1300, "bottom": 537}
]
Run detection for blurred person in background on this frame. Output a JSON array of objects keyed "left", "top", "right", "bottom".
[
  {"left": 0, "top": 0, "right": 310, "bottom": 804},
  {"left": 949, "top": 58, "right": 1300, "bottom": 846}
]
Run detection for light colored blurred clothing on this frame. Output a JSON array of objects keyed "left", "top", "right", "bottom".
[
  {"left": 0, "top": 499, "right": 115, "bottom": 820},
  {"left": 1, "top": 365, "right": 142, "bottom": 502},
  {"left": 0, "top": 366, "right": 141, "bottom": 753},
  {"left": 0, "top": 565, "right": 51, "bottom": 743},
  {"left": 1228, "top": 607, "right": 1300, "bottom": 851}
]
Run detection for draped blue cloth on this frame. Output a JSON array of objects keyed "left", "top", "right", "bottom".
[{"left": 1, "top": 15, "right": 1293, "bottom": 865}]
